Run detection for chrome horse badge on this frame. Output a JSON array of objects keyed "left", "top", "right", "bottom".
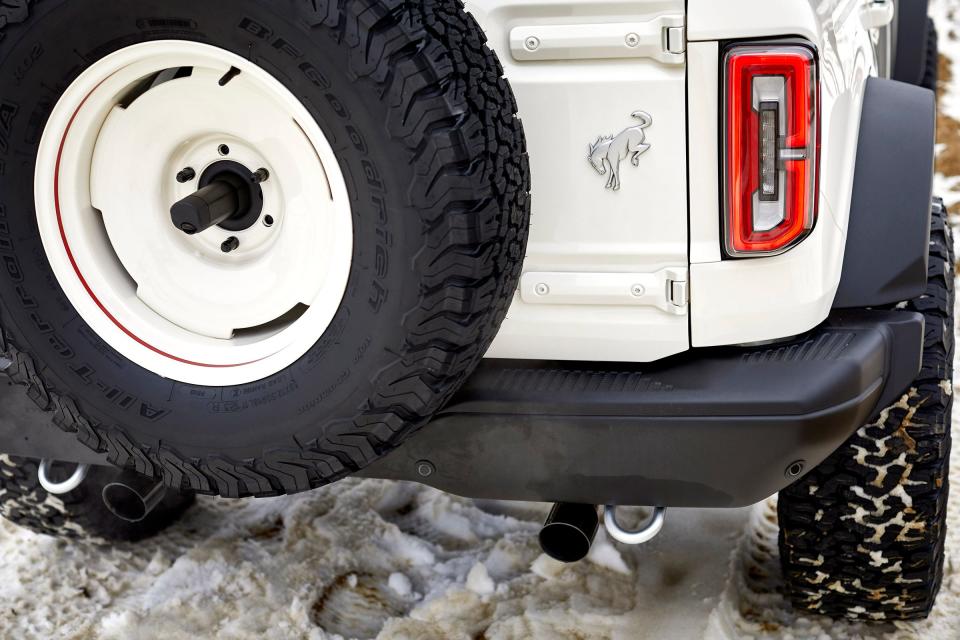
[{"left": 588, "top": 111, "right": 653, "bottom": 191}]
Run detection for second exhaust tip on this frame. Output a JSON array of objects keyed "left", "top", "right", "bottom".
[
  {"left": 101, "top": 478, "right": 166, "bottom": 523},
  {"left": 538, "top": 502, "right": 600, "bottom": 563}
]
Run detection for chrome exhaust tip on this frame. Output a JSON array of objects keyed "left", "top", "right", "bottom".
[
  {"left": 101, "top": 478, "right": 166, "bottom": 523},
  {"left": 538, "top": 503, "right": 600, "bottom": 563}
]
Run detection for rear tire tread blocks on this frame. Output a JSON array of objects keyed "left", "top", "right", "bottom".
[
  {"left": 0, "top": 455, "right": 194, "bottom": 542},
  {"left": 921, "top": 18, "right": 939, "bottom": 93},
  {"left": 778, "top": 200, "right": 954, "bottom": 621}
]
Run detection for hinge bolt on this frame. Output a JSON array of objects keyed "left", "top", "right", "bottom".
[
  {"left": 631, "top": 284, "right": 645, "bottom": 297},
  {"left": 221, "top": 236, "right": 240, "bottom": 253},
  {"left": 524, "top": 36, "right": 541, "bottom": 52},
  {"left": 625, "top": 33, "right": 641, "bottom": 48},
  {"left": 534, "top": 283, "right": 550, "bottom": 296}
]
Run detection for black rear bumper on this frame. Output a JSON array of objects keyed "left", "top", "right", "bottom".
[
  {"left": 0, "top": 310, "right": 924, "bottom": 509},
  {"left": 361, "top": 310, "right": 924, "bottom": 507}
]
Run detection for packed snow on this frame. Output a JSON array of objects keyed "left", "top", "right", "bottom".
[
  {"left": 4, "top": 4, "right": 960, "bottom": 639},
  {"left": 1, "top": 453, "right": 957, "bottom": 638}
]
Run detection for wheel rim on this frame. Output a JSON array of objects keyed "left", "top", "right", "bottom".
[{"left": 34, "top": 41, "right": 353, "bottom": 386}]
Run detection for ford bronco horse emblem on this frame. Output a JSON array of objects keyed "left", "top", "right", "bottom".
[{"left": 588, "top": 111, "right": 653, "bottom": 191}]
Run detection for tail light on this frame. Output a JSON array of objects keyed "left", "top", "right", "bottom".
[{"left": 723, "top": 44, "right": 820, "bottom": 257}]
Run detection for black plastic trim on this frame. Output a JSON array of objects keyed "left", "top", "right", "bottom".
[
  {"left": 834, "top": 77, "right": 935, "bottom": 309},
  {"left": 359, "top": 310, "right": 923, "bottom": 508},
  {"left": 1, "top": 311, "right": 924, "bottom": 508},
  {"left": 893, "top": 0, "right": 931, "bottom": 85}
]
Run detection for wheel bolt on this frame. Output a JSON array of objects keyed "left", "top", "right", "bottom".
[
  {"left": 252, "top": 168, "right": 270, "bottom": 184},
  {"left": 176, "top": 167, "right": 196, "bottom": 183},
  {"left": 221, "top": 236, "right": 240, "bottom": 253}
]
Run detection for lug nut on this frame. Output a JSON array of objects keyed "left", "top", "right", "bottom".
[
  {"left": 252, "top": 168, "right": 270, "bottom": 184},
  {"left": 176, "top": 168, "right": 196, "bottom": 183},
  {"left": 221, "top": 236, "right": 240, "bottom": 253}
]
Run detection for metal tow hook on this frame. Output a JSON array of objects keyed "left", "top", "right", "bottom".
[
  {"left": 37, "top": 459, "right": 90, "bottom": 495},
  {"left": 603, "top": 505, "right": 667, "bottom": 545}
]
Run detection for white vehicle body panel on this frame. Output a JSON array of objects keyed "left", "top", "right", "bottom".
[
  {"left": 688, "top": 0, "right": 878, "bottom": 346},
  {"left": 466, "top": 0, "right": 691, "bottom": 363},
  {"left": 469, "top": 0, "right": 882, "bottom": 360}
]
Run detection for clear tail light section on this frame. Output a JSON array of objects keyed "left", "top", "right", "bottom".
[{"left": 723, "top": 44, "right": 819, "bottom": 257}]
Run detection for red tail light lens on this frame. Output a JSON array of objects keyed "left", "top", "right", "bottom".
[{"left": 723, "top": 44, "right": 819, "bottom": 257}]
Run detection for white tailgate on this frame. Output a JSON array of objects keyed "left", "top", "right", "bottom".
[{"left": 466, "top": 0, "right": 690, "bottom": 363}]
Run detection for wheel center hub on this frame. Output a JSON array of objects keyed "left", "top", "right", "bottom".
[{"left": 171, "top": 160, "right": 268, "bottom": 236}]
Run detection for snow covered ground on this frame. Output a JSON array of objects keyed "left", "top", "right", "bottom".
[
  {"left": 0, "top": 475, "right": 957, "bottom": 640},
  {"left": 4, "top": 5, "right": 960, "bottom": 640}
]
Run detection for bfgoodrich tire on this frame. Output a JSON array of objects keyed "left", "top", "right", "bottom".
[
  {"left": 778, "top": 199, "right": 954, "bottom": 621},
  {"left": 0, "top": 1, "right": 529, "bottom": 497}
]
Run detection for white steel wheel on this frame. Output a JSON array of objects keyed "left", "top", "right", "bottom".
[{"left": 34, "top": 41, "right": 352, "bottom": 386}]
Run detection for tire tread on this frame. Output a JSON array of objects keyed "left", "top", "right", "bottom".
[
  {"left": 777, "top": 200, "right": 954, "bottom": 621},
  {"left": 0, "top": 455, "right": 194, "bottom": 542}
]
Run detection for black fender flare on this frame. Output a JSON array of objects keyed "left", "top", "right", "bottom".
[{"left": 833, "top": 77, "right": 935, "bottom": 309}]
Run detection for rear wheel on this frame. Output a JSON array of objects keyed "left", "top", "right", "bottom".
[
  {"left": 0, "top": 457, "right": 193, "bottom": 542},
  {"left": 778, "top": 199, "right": 954, "bottom": 621},
  {"left": 0, "top": 0, "right": 529, "bottom": 497}
]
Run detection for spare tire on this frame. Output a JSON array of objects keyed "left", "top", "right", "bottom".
[{"left": 0, "top": 0, "right": 529, "bottom": 497}]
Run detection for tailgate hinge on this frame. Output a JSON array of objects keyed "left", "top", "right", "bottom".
[
  {"left": 665, "top": 25, "right": 686, "bottom": 55},
  {"left": 667, "top": 272, "right": 688, "bottom": 310},
  {"left": 519, "top": 267, "right": 688, "bottom": 315},
  {"left": 510, "top": 15, "right": 686, "bottom": 64}
]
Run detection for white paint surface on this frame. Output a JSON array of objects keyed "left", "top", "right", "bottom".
[{"left": 470, "top": 0, "right": 693, "bottom": 363}]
